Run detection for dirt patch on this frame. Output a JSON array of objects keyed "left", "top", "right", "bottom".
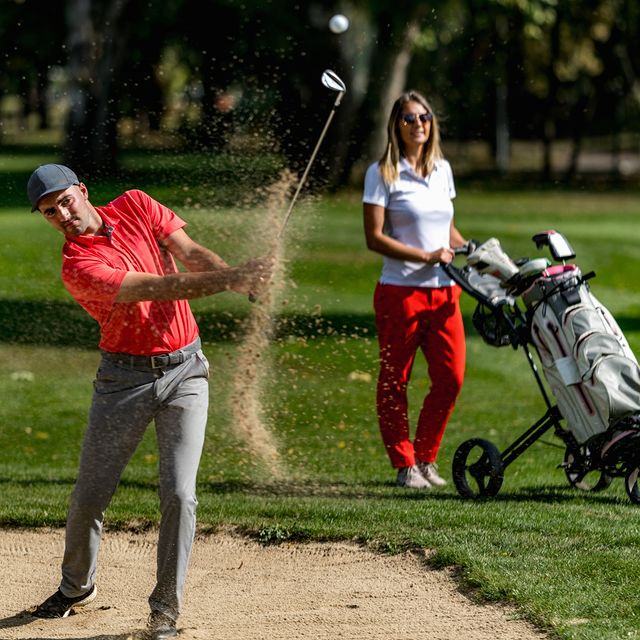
[{"left": 0, "top": 528, "right": 548, "bottom": 640}]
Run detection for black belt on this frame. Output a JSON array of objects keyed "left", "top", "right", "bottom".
[{"left": 102, "top": 338, "right": 201, "bottom": 370}]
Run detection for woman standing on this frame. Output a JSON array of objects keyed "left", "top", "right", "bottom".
[{"left": 362, "top": 91, "right": 468, "bottom": 489}]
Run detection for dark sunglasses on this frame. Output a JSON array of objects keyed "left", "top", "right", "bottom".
[{"left": 401, "top": 112, "right": 433, "bottom": 125}]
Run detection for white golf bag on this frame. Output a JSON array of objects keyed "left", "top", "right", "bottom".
[
  {"left": 521, "top": 266, "right": 640, "bottom": 444},
  {"left": 468, "top": 237, "right": 640, "bottom": 445},
  {"left": 448, "top": 233, "right": 640, "bottom": 503}
]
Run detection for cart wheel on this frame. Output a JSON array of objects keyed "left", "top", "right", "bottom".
[
  {"left": 625, "top": 467, "right": 640, "bottom": 505},
  {"left": 452, "top": 438, "right": 504, "bottom": 499},
  {"left": 563, "top": 447, "right": 612, "bottom": 492}
]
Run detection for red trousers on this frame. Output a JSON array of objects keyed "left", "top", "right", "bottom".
[{"left": 374, "top": 283, "right": 466, "bottom": 468}]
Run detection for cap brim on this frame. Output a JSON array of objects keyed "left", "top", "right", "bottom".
[{"left": 30, "top": 182, "right": 78, "bottom": 212}]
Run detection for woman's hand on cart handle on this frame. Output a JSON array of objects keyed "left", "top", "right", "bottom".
[{"left": 428, "top": 247, "right": 456, "bottom": 265}]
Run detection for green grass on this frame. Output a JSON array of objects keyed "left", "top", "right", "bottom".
[{"left": 2, "top": 160, "right": 640, "bottom": 639}]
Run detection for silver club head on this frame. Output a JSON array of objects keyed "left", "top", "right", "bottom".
[{"left": 321, "top": 69, "right": 346, "bottom": 93}]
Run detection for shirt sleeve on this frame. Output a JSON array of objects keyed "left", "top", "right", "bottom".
[
  {"left": 443, "top": 160, "right": 456, "bottom": 200},
  {"left": 362, "top": 163, "right": 389, "bottom": 207},
  {"left": 123, "top": 189, "right": 186, "bottom": 240},
  {"left": 62, "top": 254, "right": 126, "bottom": 305}
]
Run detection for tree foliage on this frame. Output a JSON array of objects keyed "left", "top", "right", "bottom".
[{"left": 1, "top": 0, "right": 639, "bottom": 184}]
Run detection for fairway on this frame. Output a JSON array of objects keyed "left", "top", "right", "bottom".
[{"left": 1, "top": 184, "right": 640, "bottom": 640}]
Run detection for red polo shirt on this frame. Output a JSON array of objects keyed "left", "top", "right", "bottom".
[{"left": 62, "top": 189, "right": 199, "bottom": 355}]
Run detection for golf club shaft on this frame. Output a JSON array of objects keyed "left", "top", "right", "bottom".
[
  {"left": 278, "top": 91, "right": 344, "bottom": 239},
  {"left": 249, "top": 82, "right": 345, "bottom": 303}
]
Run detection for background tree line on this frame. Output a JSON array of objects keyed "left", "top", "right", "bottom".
[{"left": 2, "top": 0, "right": 640, "bottom": 187}]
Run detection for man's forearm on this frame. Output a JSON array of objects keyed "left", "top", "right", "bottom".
[{"left": 115, "top": 268, "right": 245, "bottom": 302}]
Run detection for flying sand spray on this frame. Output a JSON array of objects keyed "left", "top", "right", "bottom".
[{"left": 230, "top": 70, "right": 347, "bottom": 476}]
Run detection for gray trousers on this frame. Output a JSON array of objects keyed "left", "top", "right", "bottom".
[{"left": 60, "top": 338, "right": 209, "bottom": 620}]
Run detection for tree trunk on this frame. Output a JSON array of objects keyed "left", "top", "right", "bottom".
[
  {"left": 365, "top": 17, "right": 423, "bottom": 164},
  {"left": 541, "top": 17, "right": 561, "bottom": 181},
  {"left": 495, "top": 14, "right": 510, "bottom": 174},
  {"left": 64, "top": 0, "right": 129, "bottom": 174},
  {"left": 338, "top": 7, "right": 426, "bottom": 188},
  {"left": 564, "top": 79, "right": 596, "bottom": 182}
]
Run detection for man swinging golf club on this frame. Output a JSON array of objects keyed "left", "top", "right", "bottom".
[
  {"left": 25, "top": 163, "right": 272, "bottom": 639},
  {"left": 22, "top": 67, "right": 345, "bottom": 638}
]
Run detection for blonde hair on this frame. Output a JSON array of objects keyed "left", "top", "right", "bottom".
[{"left": 378, "top": 91, "right": 443, "bottom": 184}]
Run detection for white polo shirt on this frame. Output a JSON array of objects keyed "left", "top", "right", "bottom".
[{"left": 363, "top": 157, "right": 456, "bottom": 288}]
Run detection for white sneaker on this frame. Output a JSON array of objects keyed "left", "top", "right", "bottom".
[
  {"left": 397, "top": 465, "right": 432, "bottom": 489},
  {"left": 417, "top": 462, "right": 448, "bottom": 487}
]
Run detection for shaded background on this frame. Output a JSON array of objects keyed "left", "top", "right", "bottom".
[{"left": 2, "top": 0, "right": 640, "bottom": 191}]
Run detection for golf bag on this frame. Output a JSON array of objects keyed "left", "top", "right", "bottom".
[
  {"left": 447, "top": 232, "right": 640, "bottom": 504},
  {"left": 521, "top": 265, "right": 640, "bottom": 444}
]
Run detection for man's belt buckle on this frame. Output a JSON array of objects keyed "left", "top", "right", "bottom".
[{"left": 150, "top": 354, "right": 168, "bottom": 369}]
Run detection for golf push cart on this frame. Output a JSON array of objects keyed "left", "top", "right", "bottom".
[{"left": 443, "top": 231, "right": 640, "bottom": 505}]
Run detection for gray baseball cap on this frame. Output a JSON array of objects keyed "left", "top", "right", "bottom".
[{"left": 27, "top": 164, "right": 80, "bottom": 212}]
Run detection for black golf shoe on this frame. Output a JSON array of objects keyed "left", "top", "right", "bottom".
[
  {"left": 145, "top": 610, "right": 177, "bottom": 639},
  {"left": 32, "top": 584, "right": 97, "bottom": 618}
]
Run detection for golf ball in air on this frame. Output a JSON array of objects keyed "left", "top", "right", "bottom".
[{"left": 329, "top": 14, "right": 349, "bottom": 34}]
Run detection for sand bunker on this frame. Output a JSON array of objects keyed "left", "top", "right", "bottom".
[{"left": 0, "top": 528, "right": 549, "bottom": 640}]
